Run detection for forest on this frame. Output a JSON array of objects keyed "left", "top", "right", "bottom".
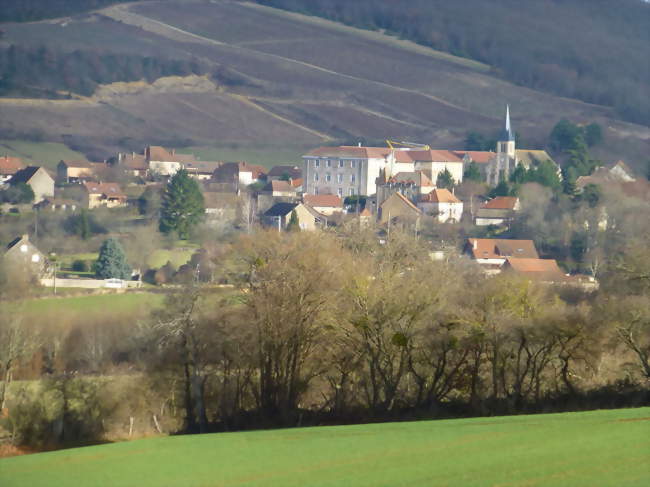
[
  {"left": 0, "top": 45, "right": 205, "bottom": 98},
  {"left": 255, "top": 0, "right": 650, "bottom": 126}
]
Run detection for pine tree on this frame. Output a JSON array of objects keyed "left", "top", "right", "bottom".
[
  {"left": 463, "top": 162, "right": 482, "bottom": 182},
  {"left": 436, "top": 168, "right": 455, "bottom": 190},
  {"left": 159, "top": 169, "right": 205, "bottom": 239},
  {"left": 79, "top": 209, "right": 90, "bottom": 240},
  {"left": 95, "top": 238, "right": 131, "bottom": 279}
]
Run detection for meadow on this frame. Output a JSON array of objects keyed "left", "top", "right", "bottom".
[
  {"left": 0, "top": 140, "right": 88, "bottom": 171},
  {"left": 1, "top": 407, "right": 648, "bottom": 486}
]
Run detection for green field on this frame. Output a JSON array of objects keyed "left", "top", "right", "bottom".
[
  {"left": 0, "top": 139, "right": 88, "bottom": 171},
  {"left": 11, "top": 292, "right": 164, "bottom": 318},
  {"left": 1, "top": 408, "right": 648, "bottom": 486}
]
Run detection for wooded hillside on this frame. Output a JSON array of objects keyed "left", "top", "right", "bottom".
[{"left": 255, "top": 0, "right": 650, "bottom": 126}]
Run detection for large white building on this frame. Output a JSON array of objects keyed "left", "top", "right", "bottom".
[{"left": 302, "top": 146, "right": 464, "bottom": 197}]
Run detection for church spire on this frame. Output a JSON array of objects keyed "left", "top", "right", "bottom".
[{"left": 502, "top": 104, "right": 515, "bottom": 142}]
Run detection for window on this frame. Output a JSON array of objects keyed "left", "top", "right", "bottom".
[
  {"left": 351, "top": 160, "right": 357, "bottom": 168},
  {"left": 349, "top": 188, "right": 355, "bottom": 196},
  {"left": 314, "top": 173, "right": 319, "bottom": 182},
  {"left": 337, "top": 188, "right": 343, "bottom": 197},
  {"left": 337, "top": 174, "right": 343, "bottom": 183},
  {"left": 327, "top": 159, "right": 332, "bottom": 168},
  {"left": 20, "top": 244, "right": 27, "bottom": 253},
  {"left": 350, "top": 174, "right": 356, "bottom": 183},
  {"left": 315, "top": 159, "right": 320, "bottom": 168},
  {"left": 339, "top": 159, "right": 344, "bottom": 168},
  {"left": 32, "top": 254, "right": 40, "bottom": 263},
  {"left": 326, "top": 173, "right": 331, "bottom": 182}
]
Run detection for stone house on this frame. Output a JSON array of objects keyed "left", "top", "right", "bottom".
[
  {"left": 146, "top": 146, "right": 196, "bottom": 176},
  {"left": 418, "top": 188, "right": 463, "bottom": 223},
  {"left": 262, "top": 202, "right": 319, "bottom": 231},
  {"left": 4, "top": 234, "right": 47, "bottom": 277},
  {"left": 475, "top": 196, "right": 520, "bottom": 226},
  {"left": 303, "top": 194, "right": 344, "bottom": 216},
  {"left": 378, "top": 191, "right": 422, "bottom": 225},
  {"left": 57, "top": 160, "right": 96, "bottom": 183},
  {"left": 83, "top": 182, "right": 127, "bottom": 209},
  {"left": 8, "top": 166, "right": 54, "bottom": 203},
  {"left": 465, "top": 238, "right": 539, "bottom": 274}
]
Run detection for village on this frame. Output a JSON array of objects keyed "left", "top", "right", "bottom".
[{"left": 0, "top": 107, "right": 645, "bottom": 291}]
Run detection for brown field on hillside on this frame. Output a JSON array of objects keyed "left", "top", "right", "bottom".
[{"left": 0, "top": 0, "right": 648, "bottom": 166}]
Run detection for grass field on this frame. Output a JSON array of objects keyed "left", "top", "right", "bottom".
[
  {"left": 0, "top": 139, "right": 88, "bottom": 171},
  {"left": 10, "top": 292, "right": 165, "bottom": 319},
  {"left": 1, "top": 408, "right": 648, "bottom": 486}
]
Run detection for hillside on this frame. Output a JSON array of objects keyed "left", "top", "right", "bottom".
[
  {"left": 0, "top": 0, "right": 648, "bottom": 168},
  {"left": 1, "top": 408, "right": 648, "bottom": 486}
]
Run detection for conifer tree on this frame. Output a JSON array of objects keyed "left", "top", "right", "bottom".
[
  {"left": 436, "top": 168, "right": 455, "bottom": 190},
  {"left": 159, "top": 169, "right": 204, "bottom": 239},
  {"left": 287, "top": 210, "right": 300, "bottom": 232},
  {"left": 95, "top": 238, "right": 131, "bottom": 279},
  {"left": 463, "top": 162, "right": 482, "bottom": 182}
]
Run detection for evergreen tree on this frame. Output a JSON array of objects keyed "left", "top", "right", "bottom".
[
  {"left": 159, "top": 169, "right": 205, "bottom": 239},
  {"left": 509, "top": 163, "right": 527, "bottom": 184},
  {"left": 436, "top": 168, "right": 455, "bottom": 190},
  {"left": 527, "top": 160, "right": 562, "bottom": 191},
  {"left": 489, "top": 180, "right": 512, "bottom": 198},
  {"left": 584, "top": 123, "right": 603, "bottom": 147},
  {"left": 95, "top": 238, "right": 131, "bottom": 279},
  {"left": 79, "top": 209, "right": 90, "bottom": 240},
  {"left": 287, "top": 210, "right": 300, "bottom": 232},
  {"left": 463, "top": 162, "right": 482, "bottom": 182}
]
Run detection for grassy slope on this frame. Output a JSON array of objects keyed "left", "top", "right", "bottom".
[
  {"left": 1, "top": 408, "right": 648, "bottom": 486},
  {"left": 9, "top": 292, "right": 164, "bottom": 318},
  {"left": 0, "top": 140, "right": 88, "bottom": 171},
  {"left": 181, "top": 146, "right": 306, "bottom": 169}
]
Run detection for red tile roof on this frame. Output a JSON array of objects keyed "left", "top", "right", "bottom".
[
  {"left": 389, "top": 171, "right": 434, "bottom": 186},
  {"left": 264, "top": 180, "right": 294, "bottom": 193},
  {"left": 304, "top": 194, "right": 343, "bottom": 208},
  {"left": 481, "top": 196, "right": 519, "bottom": 210},
  {"left": 453, "top": 151, "right": 495, "bottom": 164},
  {"left": 0, "top": 156, "right": 25, "bottom": 175},
  {"left": 83, "top": 182, "right": 126, "bottom": 198},
  {"left": 467, "top": 238, "right": 539, "bottom": 260},
  {"left": 421, "top": 188, "right": 461, "bottom": 204},
  {"left": 305, "top": 146, "right": 392, "bottom": 159},
  {"left": 505, "top": 257, "right": 564, "bottom": 279},
  {"left": 394, "top": 150, "right": 463, "bottom": 163}
]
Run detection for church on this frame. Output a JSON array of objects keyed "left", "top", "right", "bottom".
[{"left": 481, "top": 106, "right": 559, "bottom": 187}]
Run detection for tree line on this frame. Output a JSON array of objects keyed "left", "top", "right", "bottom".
[
  {"left": 0, "top": 45, "right": 205, "bottom": 98},
  {"left": 255, "top": 0, "right": 650, "bottom": 126},
  {"left": 1, "top": 228, "right": 648, "bottom": 446}
]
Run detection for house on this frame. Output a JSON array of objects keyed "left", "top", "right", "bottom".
[
  {"left": 502, "top": 257, "right": 565, "bottom": 282},
  {"left": 83, "top": 182, "right": 127, "bottom": 209},
  {"left": 262, "top": 202, "right": 319, "bottom": 231},
  {"left": 465, "top": 238, "right": 539, "bottom": 273},
  {"left": 257, "top": 180, "right": 297, "bottom": 213},
  {"left": 212, "top": 162, "right": 267, "bottom": 190},
  {"left": 8, "top": 166, "right": 54, "bottom": 203},
  {"left": 0, "top": 156, "right": 24, "bottom": 184},
  {"left": 394, "top": 150, "right": 464, "bottom": 186},
  {"left": 117, "top": 152, "right": 149, "bottom": 177},
  {"left": 418, "top": 188, "right": 463, "bottom": 223},
  {"left": 57, "top": 160, "right": 96, "bottom": 183},
  {"left": 358, "top": 207, "right": 373, "bottom": 226},
  {"left": 475, "top": 196, "right": 520, "bottom": 226},
  {"left": 184, "top": 161, "right": 222, "bottom": 180},
  {"left": 145, "top": 146, "right": 196, "bottom": 176},
  {"left": 203, "top": 191, "right": 238, "bottom": 222},
  {"left": 4, "top": 234, "right": 47, "bottom": 276},
  {"left": 576, "top": 160, "right": 636, "bottom": 189},
  {"left": 303, "top": 146, "right": 393, "bottom": 197},
  {"left": 268, "top": 165, "right": 302, "bottom": 182},
  {"left": 484, "top": 106, "right": 559, "bottom": 186},
  {"left": 378, "top": 191, "right": 422, "bottom": 225},
  {"left": 376, "top": 170, "right": 435, "bottom": 207},
  {"left": 303, "top": 194, "right": 344, "bottom": 216}
]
